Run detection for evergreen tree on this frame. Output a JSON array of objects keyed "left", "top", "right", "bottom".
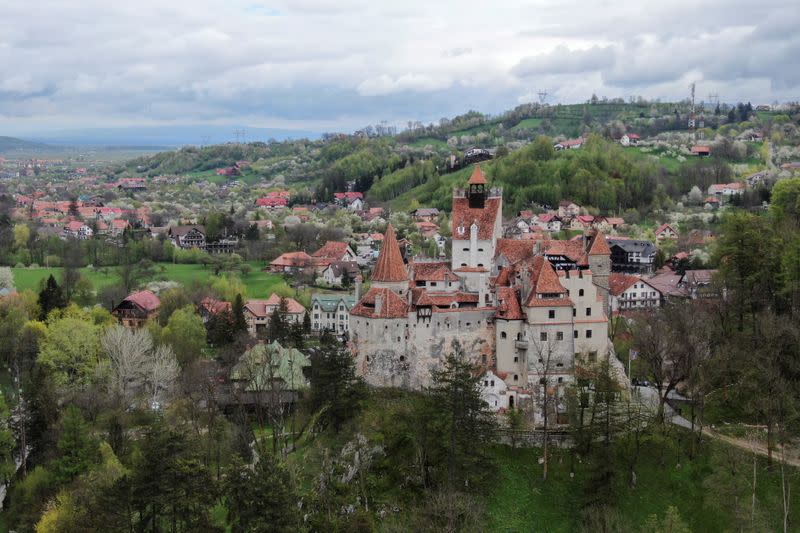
[
  {"left": 302, "top": 310, "right": 311, "bottom": 334},
  {"left": 309, "top": 331, "right": 365, "bottom": 432},
  {"left": 225, "top": 453, "right": 299, "bottom": 533},
  {"left": 38, "top": 275, "right": 66, "bottom": 320},
  {"left": 266, "top": 297, "right": 289, "bottom": 343},
  {"left": 429, "top": 344, "right": 497, "bottom": 491},
  {"left": 54, "top": 406, "right": 100, "bottom": 485},
  {"left": 232, "top": 293, "right": 248, "bottom": 334}
]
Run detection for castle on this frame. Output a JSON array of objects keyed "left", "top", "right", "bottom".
[{"left": 349, "top": 166, "right": 613, "bottom": 412}]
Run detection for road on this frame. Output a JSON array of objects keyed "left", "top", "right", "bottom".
[{"left": 634, "top": 386, "right": 800, "bottom": 467}]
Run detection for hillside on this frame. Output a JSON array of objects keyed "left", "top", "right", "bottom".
[{"left": 0, "top": 136, "right": 51, "bottom": 153}]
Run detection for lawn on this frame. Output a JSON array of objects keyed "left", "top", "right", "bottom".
[
  {"left": 11, "top": 261, "right": 296, "bottom": 301},
  {"left": 408, "top": 137, "right": 450, "bottom": 150},
  {"left": 510, "top": 117, "right": 543, "bottom": 131}
]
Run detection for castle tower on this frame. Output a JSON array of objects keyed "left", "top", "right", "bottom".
[
  {"left": 586, "top": 230, "right": 611, "bottom": 315},
  {"left": 371, "top": 223, "right": 409, "bottom": 296},
  {"left": 467, "top": 164, "right": 487, "bottom": 209}
]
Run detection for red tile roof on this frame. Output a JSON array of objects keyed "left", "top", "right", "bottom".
[
  {"left": 655, "top": 223, "right": 677, "bottom": 236},
  {"left": 587, "top": 231, "right": 611, "bottom": 256},
  {"left": 124, "top": 290, "right": 160, "bottom": 312},
  {"left": 496, "top": 287, "right": 524, "bottom": 320},
  {"left": 245, "top": 294, "right": 305, "bottom": 317},
  {"left": 451, "top": 196, "right": 501, "bottom": 241},
  {"left": 409, "top": 261, "right": 456, "bottom": 282},
  {"left": 200, "top": 297, "right": 232, "bottom": 315},
  {"left": 608, "top": 273, "right": 642, "bottom": 296},
  {"left": 496, "top": 239, "right": 534, "bottom": 264},
  {"left": 468, "top": 164, "right": 487, "bottom": 185},
  {"left": 312, "top": 241, "right": 352, "bottom": 259},
  {"left": 351, "top": 287, "right": 409, "bottom": 318},
  {"left": 372, "top": 224, "right": 407, "bottom": 282},
  {"left": 270, "top": 251, "right": 313, "bottom": 268}
]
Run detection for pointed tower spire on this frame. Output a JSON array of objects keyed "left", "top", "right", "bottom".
[{"left": 372, "top": 223, "right": 407, "bottom": 282}]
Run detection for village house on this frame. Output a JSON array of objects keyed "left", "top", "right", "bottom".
[
  {"left": 691, "top": 145, "right": 711, "bottom": 157},
  {"left": 169, "top": 225, "right": 207, "bottom": 249},
  {"left": 310, "top": 293, "right": 357, "bottom": 335},
  {"left": 311, "top": 241, "right": 357, "bottom": 269},
  {"left": 619, "top": 133, "right": 641, "bottom": 146},
  {"left": 607, "top": 238, "right": 657, "bottom": 275},
  {"left": 557, "top": 200, "right": 581, "bottom": 219},
  {"left": 198, "top": 297, "right": 232, "bottom": 324},
  {"left": 411, "top": 208, "right": 440, "bottom": 222},
  {"left": 608, "top": 273, "right": 662, "bottom": 313},
  {"left": 320, "top": 261, "right": 360, "bottom": 287},
  {"left": 532, "top": 213, "right": 562, "bottom": 232},
  {"left": 655, "top": 223, "right": 679, "bottom": 242},
  {"left": 679, "top": 269, "right": 719, "bottom": 299},
  {"left": 415, "top": 220, "right": 440, "bottom": 238},
  {"left": 229, "top": 341, "right": 310, "bottom": 398},
  {"left": 243, "top": 293, "right": 306, "bottom": 336},
  {"left": 62, "top": 221, "right": 93, "bottom": 240},
  {"left": 269, "top": 251, "right": 315, "bottom": 274},
  {"left": 112, "top": 290, "right": 160, "bottom": 328},
  {"left": 570, "top": 215, "right": 595, "bottom": 230},
  {"left": 553, "top": 138, "right": 584, "bottom": 151},
  {"left": 117, "top": 177, "right": 147, "bottom": 192},
  {"left": 708, "top": 182, "right": 745, "bottom": 197},
  {"left": 349, "top": 166, "right": 618, "bottom": 424},
  {"left": 592, "top": 216, "right": 625, "bottom": 233}
]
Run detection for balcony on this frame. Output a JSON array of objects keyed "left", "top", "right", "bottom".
[{"left": 515, "top": 339, "right": 529, "bottom": 350}]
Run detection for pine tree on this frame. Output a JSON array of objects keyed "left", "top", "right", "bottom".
[
  {"left": 54, "top": 405, "right": 100, "bottom": 484},
  {"left": 38, "top": 275, "right": 66, "bottom": 319},
  {"left": 429, "top": 344, "right": 497, "bottom": 491},
  {"left": 225, "top": 453, "right": 299, "bottom": 533},
  {"left": 232, "top": 293, "right": 248, "bottom": 334},
  {"left": 309, "top": 332, "right": 365, "bottom": 432}
]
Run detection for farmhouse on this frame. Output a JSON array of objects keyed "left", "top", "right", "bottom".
[{"left": 112, "top": 290, "right": 160, "bottom": 328}]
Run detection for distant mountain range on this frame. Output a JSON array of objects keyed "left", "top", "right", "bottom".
[
  {"left": 0, "top": 136, "right": 52, "bottom": 153},
  {"left": 24, "top": 125, "right": 323, "bottom": 148}
]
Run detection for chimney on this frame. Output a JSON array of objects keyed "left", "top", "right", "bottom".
[
  {"left": 374, "top": 292, "right": 383, "bottom": 315},
  {"left": 355, "top": 275, "right": 362, "bottom": 301},
  {"left": 479, "top": 274, "right": 487, "bottom": 307}
]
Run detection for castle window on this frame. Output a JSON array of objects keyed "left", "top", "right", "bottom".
[
  {"left": 514, "top": 374, "right": 518, "bottom": 381},
  {"left": 586, "top": 307, "right": 592, "bottom": 316},
  {"left": 366, "top": 356, "right": 370, "bottom": 362},
  {"left": 540, "top": 332, "right": 547, "bottom": 341},
  {"left": 556, "top": 331, "right": 564, "bottom": 341},
  {"left": 399, "top": 355, "right": 405, "bottom": 362},
  {"left": 463, "top": 248, "right": 469, "bottom": 252},
  {"left": 586, "top": 330, "right": 593, "bottom": 338},
  {"left": 501, "top": 332, "right": 507, "bottom": 339},
  {"left": 548, "top": 310, "right": 555, "bottom": 319},
  {"left": 574, "top": 330, "right": 578, "bottom": 338},
  {"left": 579, "top": 289, "right": 584, "bottom": 296},
  {"left": 572, "top": 308, "right": 576, "bottom": 317},
  {"left": 514, "top": 356, "right": 518, "bottom": 362},
  {"left": 558, "top": 377, "right": 563, "bottom": 383},
  {"left": 397, "top": 337, "right": 401, "bottom": 342}
]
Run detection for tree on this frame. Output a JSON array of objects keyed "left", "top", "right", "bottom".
[
  {"left": 53, "top": 405, "right": 100, "bottom": 484},
  {"left": 231, "top": 293, "right": 247, "bottom": 334},
  {"left": 161, "top": 305, "right": 207, "bottom": 366},
  {"left": 266, "top": 297, "right": 289, "bottom": 343},
  {"left": 429, "top": 343, "right": 497, "bottom": 492},
  {"left": 642, "top": 506, "right": 691, "bottom": 533},
  {"left": 309, "top": 332, "right": 366, "bottom": 432},
  {"left": 224, "top": 453, "right": 299, "bottom": 533},
  {"left": 37, "top": 275, "right": 66, "bottom": 319},
  {"left": 102, "top": 325, "right": 153, "bottom": 404},
  {"left": 37, "top": 312, "right": 101, "bottom": 387}
]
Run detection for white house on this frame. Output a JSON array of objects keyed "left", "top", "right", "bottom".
[{"left": 608, "top": 274, "right": 661, "bottom": 312}]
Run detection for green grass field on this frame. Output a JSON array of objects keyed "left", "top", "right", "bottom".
[
  {"left": 510, "top": 117, "right": 543, "bottom": 131},
  {"left": 11, "top": 261, "right": 296, "bottom": 301},
  {"left": 408, "top": 137, "right": 450, "bottom": 150}
]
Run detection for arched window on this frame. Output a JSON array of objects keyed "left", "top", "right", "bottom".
[
  {"left": 579, "top": 289, "right": 585, "bottom": 296},
  {"left": 501, "top": 331, "right": 507, "bottom": 339}
]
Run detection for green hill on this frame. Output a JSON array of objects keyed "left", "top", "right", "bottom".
[{"left": 0, "top": 136, "right": 50, "bottom": 152}]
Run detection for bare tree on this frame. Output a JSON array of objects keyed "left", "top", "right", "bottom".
[
  {"left": 529, "top": 335, "right": 564, "bottom": 481},
  {"left": 102, "top": 325, "right": 153, "bottom": 404},
  {"left": 146, "top": 344, "right": 180, "bottom": 407}
]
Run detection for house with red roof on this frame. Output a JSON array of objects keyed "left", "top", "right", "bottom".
[
  {"left": 608, "top": 273, "right": 661, "bottom": 313},
  {"left": 244, "top": 293, "right": 306, "bottom": 336},
  {"left": 691, "top": 145, "right": 711, "bottom": 156},
  {"left": 268, "top": 251, "right": 314, "bottom": 274},
  {"left": 255, "top": 197, "right": 288, "bottom": 209},
  {"left": 112, "top": 290, "right": 160, "bottom": 328},
  {"left": 655, "top": 223, "right": 678, "bottom": 242}
]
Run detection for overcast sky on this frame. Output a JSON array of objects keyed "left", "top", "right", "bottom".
[{"left": 2, "top": 0, "right": 798, "bottom": 135}]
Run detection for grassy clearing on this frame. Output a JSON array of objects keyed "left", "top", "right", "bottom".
[
  {"left": 510, "top": 117, "right": 543, "bottom": 131},
  {"left": 408, "top": 137, "right": 450, "bottom": 150},
  {"left": 11, "top": 261, "right": 297, "bottom": 301}
]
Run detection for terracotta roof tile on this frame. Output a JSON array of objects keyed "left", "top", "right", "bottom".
[
  {"left": 312, "top": 241, "right": 352, "bottom": 259},
  {"left": 496, "top": 239, "right": 534, "bottom": 264},
  {"left": 608, "top": 273, "right": 641, "bottom": 296},
  {"left": 124, "top": 290, "right": 160, "bottom": 312},
  {"left": 372, "top": 224, "right": 408, "bottom": 282},
  {"left": 351, "top": 287, "right": 409, "bottom": 318},
  {"left": 587, "top": 231, "right": 611, "bottom": 256},
  {"left": 496, "top": 287, "right": 524, "bottom": 320},
  {"left": 270, "top": 251, "right": 313, "bottom": 268},
  {"left": 451, "top": 196, "right": 501, "bottom": 241},
  {"left": 468, "top": 164, "right": 487, "bottom": 185},
  {"left": 409, "top": 261, "right": 456, "bottom": 282}
]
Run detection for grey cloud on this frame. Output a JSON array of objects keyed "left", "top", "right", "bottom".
[{"left": 513, "top": 46, "right": 615, "bottom": 76}]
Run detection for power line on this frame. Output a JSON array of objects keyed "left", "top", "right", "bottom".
[{"left": 537, "top": 90, "right": 549, "bottom": 105}]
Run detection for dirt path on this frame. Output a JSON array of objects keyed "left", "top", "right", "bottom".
[{"left": 700, "top": 428, "right": 800, "bottom": 468}]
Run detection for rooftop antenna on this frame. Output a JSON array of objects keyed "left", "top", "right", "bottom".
[
  {"left": 707, "top": 93, "right": 719, "bottom": 108},
  {"left": 537, "top": 90, "right": 549, "bottom": 105},
  {"left": 688, "top": 82, "right": 697, "bottom": 130}
]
